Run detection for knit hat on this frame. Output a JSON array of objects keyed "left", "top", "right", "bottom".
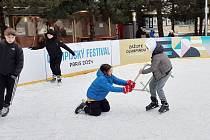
[{"left": 145, "top": 38, "right": 157, "bottom": 53}]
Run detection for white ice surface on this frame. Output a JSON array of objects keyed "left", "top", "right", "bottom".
[{"left": 1, "top": 58, "right": 210, "bottom": 140}]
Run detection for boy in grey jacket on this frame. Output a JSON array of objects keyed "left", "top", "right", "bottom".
[{"left": 139, "top": 40, "right": 172, "bottom": 113}]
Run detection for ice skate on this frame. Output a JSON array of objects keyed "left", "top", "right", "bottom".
[
  {"left": 158, "top": 102, "right": 169, "bottom": 113},
  {"left": 75, "top": 100, "right": 86, "bottom": 114},
  {"left": 146, "top": 97, "right": 159, "bottom": 111}
]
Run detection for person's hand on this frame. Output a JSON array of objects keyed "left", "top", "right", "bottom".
[
  {"left": 123, "top": 85, "right": 133, "bottom": 94},
  {"left": 127, "top": 80, "right": 136, "bottom": 89},
  {"left": 139, "top": 69, "right": 143, "bottom": 74}
]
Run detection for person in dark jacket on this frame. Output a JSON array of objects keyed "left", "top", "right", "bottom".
[
  {"left": 168, "top": 30, "right": 175, "bottom": 37},
  {"left": 139, "top": 39, "right": 172, "bottom": 113},
  {"left": 30, "top": 29, "right": 75, "bottom": 83},
  {"left": 75, "top": 64, "right": 136, "bottom": 116},
  {"left": 0, "top": 28, "right": 24, "bottom": 117}
]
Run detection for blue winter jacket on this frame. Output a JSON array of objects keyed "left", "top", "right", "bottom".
[{"left": 87, "top": 70, "right": 127, "bottom": 101}]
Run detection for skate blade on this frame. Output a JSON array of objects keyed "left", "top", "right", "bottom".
[
  {"left": 146, "top": 106, "right": 159, "bottom": 111},
  {"left": 159, "top": 109, "right": 169, "bottom": 114},
  {"left": 75, "top": 107, "right": 85, "bottom": 114}
]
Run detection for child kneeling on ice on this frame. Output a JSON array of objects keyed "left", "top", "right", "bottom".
[
  {"left": 139, "top": 40, "right": 172, "bottom": 113},
  {"left": 75, "top": 64, "right": 135, "bottom": 116}
]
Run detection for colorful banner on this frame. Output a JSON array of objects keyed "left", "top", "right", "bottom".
[{"left": 155, "top": 36, "right": 210, "bottom": 58}]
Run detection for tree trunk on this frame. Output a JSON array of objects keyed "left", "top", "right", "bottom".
[
  {"left": 136, "top": 8, "right": 143, "bottom": 28},
  {"left": 171, "top": 19, "right": 175, "bottom": 32},
  {"left": 199, "top": 16, "right": 204, "bottom": 36},
  {"left": 171, "top": 1, "right": 175, "bottom": 31},
  {"left": 89, "top": 14, "right": 95, "bottom": 41},
  {"left": 156, "top": 2, "right": 164, "bottom": 37},
  {"left": 194, "top": 17, "right": 198, "bottom": 36},
  {"left": 0, "top": 2, "right": 6, "bottom": 39}
]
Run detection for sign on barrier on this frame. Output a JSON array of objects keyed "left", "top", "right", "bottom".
[
  {"left": 119, "top": 39, "right": 151, "bottom": 65},
  {"left": 45, "top": 41, "right": 112, "bottom": 77}
]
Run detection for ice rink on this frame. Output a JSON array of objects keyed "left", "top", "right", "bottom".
[{"left": 0, "top": 58, "right": 210, "bottom": 140}]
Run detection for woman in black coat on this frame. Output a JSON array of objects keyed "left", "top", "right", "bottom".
[{"left": 30, "top": 29, "right": 75, "bottom": 83}]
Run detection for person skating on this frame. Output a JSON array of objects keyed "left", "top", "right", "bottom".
[
  {"left": 139, "top": 40, "right": 172, "bottom": 113},
  {"left": 75, "top": 64, "right": 135, "bottom": 116},
  {"left": 0, "top": 28, "right": 24, "bottom": 117},
  {"left": 29, "top": 29, "right": 75, "bottom": 83}
]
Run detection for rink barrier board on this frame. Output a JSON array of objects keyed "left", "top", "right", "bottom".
[
  {"left": 18, "top": 36, "right": 210, "bottom": 86},
  {"left": 17, "top": 68, "right": 98, "bottom": 87}
]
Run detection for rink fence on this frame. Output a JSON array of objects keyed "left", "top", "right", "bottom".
[{"left": 18, "top": 36, "right": 210, "bottom": 85}]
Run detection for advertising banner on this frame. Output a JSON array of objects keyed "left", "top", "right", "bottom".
[
  {"left": 45, "top": 41, "right": 112, "bottom": 77},
  {"left": 119, "top": 39, "right": 151, "bottom": 65}
]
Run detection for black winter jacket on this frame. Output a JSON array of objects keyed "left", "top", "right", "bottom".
[
  {"left": 0, "top": 40, "right": 24, "bottom": 76},
  {"left": 32, "top": 38, "right": 75, "bottom": 58}
]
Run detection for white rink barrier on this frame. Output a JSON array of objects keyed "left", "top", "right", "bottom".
[
  {"left": 19, "top": 40, "right": 120, "bottom": 85},
  {"left": 19, "top": 36, "right": 210, "bottom": 85},
  {"left": 19, "top": 49, "right": 46, "bottom": 84}
]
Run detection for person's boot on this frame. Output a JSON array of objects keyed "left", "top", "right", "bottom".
[
  {"left": 158, "top": 101, "right": 169, "bottom": 113},
  {"left": 57, "top": 75, "right": 62, "bottom": 83},
  {"left": 0, "top": 107, "right": 10, "bottom": 117},
  {"left": 75, "top": 100, "right": 87, "bottom": 114},
  {"left": 146, "top": 96, "right": 159, "bottom": 111}
]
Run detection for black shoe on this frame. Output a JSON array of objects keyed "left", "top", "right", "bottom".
[
  {"left": 75, "top": 100, "right": 86, "bottom": 114},
  {"left": 0, "top": 107, "right": 10, "bottom": 117},
  {"left": 158, "top": 102, "right": 169, "bottom": 113},
  {"left": 146, "top": 96, "right": 159, "bottom": 111}
]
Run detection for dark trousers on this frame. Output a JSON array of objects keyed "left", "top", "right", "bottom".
[
  {"left": 50, "top": 55, "right": 62, "bottom": 76},
  {"left": 84, "top": 99, "right": 110, "bottom": 116},
  {"left": 0, "top": 74, "right": 19, "bottom": 110}
]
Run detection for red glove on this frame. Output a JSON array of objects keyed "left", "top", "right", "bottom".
[
  {"left": 123, "top": 85, "right": 133, "bottom": 94},
  {"left": 127, "top": 80, "right": 136, "bottom": 89}
]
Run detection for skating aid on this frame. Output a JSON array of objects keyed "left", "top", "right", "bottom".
[
  {"left": 133, "top": 64, "right": 151, "bottom": 93},
  {"left": 133, "top": 64, "right": 151, "bottom": 83},
  {"left": 133, "top": 64, "right": 174, "bottom": 93}
]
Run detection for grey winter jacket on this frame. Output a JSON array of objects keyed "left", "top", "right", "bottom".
[{"left": 142, "top": 45, "right": 172, "bottom": 80}]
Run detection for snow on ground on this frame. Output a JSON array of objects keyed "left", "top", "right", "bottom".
[{"left": 1, "top": 58, "right": 210, "bottom": 140}]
